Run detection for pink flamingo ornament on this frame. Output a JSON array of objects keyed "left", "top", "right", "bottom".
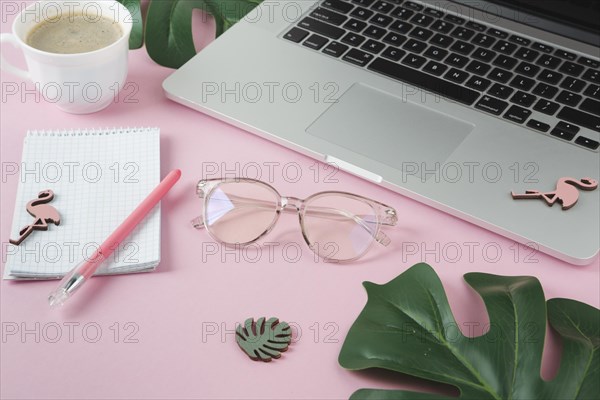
[
  {"left": 511, "top": 177, "right": 598, "bottom": 210},
  {"left": 10, "top": 190, "right": 61, "bottom": 245}
]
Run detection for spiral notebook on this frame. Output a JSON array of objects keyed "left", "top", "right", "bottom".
[{"left": 3, "top": 127, "right": 161, "bottom": 280}]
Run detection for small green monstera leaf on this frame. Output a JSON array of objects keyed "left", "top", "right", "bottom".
[
  {"left": 117, "top": 0, "right": 262, "bottom": 68},
  {"left": 116, "top": 0, "right": 144, "bottom": 49},
  {"left": 236, "top": 317, "right": 292, "bottom": 362},
  {"left": 339, "top": 263, "right": 600, "bottom": 399}
]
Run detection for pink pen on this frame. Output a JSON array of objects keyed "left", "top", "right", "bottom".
[{"left": 48, "top": 169, "right": 182, "bottom": 308}]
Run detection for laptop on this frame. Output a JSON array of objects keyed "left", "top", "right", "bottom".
[{"left": 163, "top": 0, "right": 600, "bottom": 265}]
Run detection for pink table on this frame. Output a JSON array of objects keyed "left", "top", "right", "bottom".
[{"left": 1, "top": 6, "right": 599, "bottom": 400}]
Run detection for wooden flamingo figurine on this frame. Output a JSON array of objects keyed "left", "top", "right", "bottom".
[
  {"left": 10, "top": 190, "right": 61, "bottom": 245},
  {"left": 511, "top": 177, "right": 598, "bottom": 210}
]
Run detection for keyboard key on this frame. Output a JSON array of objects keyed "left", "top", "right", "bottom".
[
  {"left": 492, "top": 41, "right": 517, "bottom": 55},
  {"left": 451, "top": 27, "right": 475, "bottom": 40},
  {"left": 487, "top": 28, "right": 508, "bottom": 38},
  {"left": 533, "top": 99, "right": 560, "bottom": 115},
  {"left": 446, "top": 53, "right": 469, "bottom": 68},
  {"left": 578, "top": 56, "right": 599, "bottom": 69},
  {"left": 423, "top": 60, "right": 448, "bottom": 76},
  {"left": 403, "top": 1, "right": 424, "bottom": 11},
  {"left": 363, "top": 25, "right": 387, "bottom": 39},
  {"left": 450, "top": 40, "right": 475, "bottom": 55},
  {"left": 367, "top": 57, "right": 481, "bottom": 105},
  {"left": 466, "top": 76, "right": 492, "bottom": 91},
  {"left": 514, "top": 48, "right": 539, "bottom": 62},
  {"left": 299, "top": 17, "right": 345, "bottom": 39},
  {"left": 350, "top": 7, "right": 374, "bottom": 20},
  {"left": 403, "top": 39, "right": 427, "bottom": 53},
  {"left": 344, "top": 18, "right": 368, "bottom": 32},
  {"left": 551, "top": 127, "right": 576, "bottom": 141},
  {"left": 352, "top": 0, "right": 375, "bottom": 6},
  {"left": 532, "top": 42, "right": 553, "bottom": 53},
  {"left": 556, "top": 90, "right": 582, "bottom": 107},
  {"left": 493, "top": 54, "right": 518, "bottom": 69},
  {"left": 509, "top": 35, "right": 530, "bottom": 46},
  {"left": 575, "top": 136, "right": 600, "bottom": 150},
  {"left": 303, "top": 34, "right": 329, "bottom": 50},
  {"left": 430, "top": 20, "right": 454, "bottom": 33},
  {"left": 424, "top": 7, "right": 444, "bottom": 18},
  {"left": 554, "top": 49, "right": 577, "bottom": 61},
  {"left": 538, "top": 69, "right": 563, "bottom": 85},
  {"left": 389, "top": 20, "right": 413, "bottom": 34},
  {"left": 532, "top": 83, "right": 558, "bottom": 99},
  {"left": 372, "top": 1, "right": 394, "bottom": 13},
  {"left": 322, "top": 0, "right": 354, "bottom": 13},
  {"left": 322, "top": 41, "right": 349, "bottom": 57},
  {"left": 401, "top": 53, "right": 427, "bottom": 68},
  {"left": 504, "top": 105, "right": 531, "bottom": 123},
  {"left": 341, "top": 32, "right": 366, "bottom": 46},
  {"left": 284, "top": 27, "right": 309, "bottom": 43},
  {"left": 361, "top": 39, "right": 386, "bottom": 54},
  {"left": 410, "top": 27, "right": 433, "bottom": 41},
  {"left": 381, "top": 46, "right": 406, "bottom": 61},
  {"left": 423, "top": 46, "right": 448, "bottom": 61},
  {"left": 559, "top": 61, "right": 584, "bottom": 77},
  {"left": 476, "top": 95, "right": 509, "bottom": 115},
  {"left": 510, "top": 91, "right": 537, "bottom": 107},
  {"left": 472, "top": 47, "right": 496, "bottom": 62},
  {"left": 382, "top": 31, "right": 407, "bottom": 46},
  {"left": 527, "top": 119, "right": 550, "bottom": 132},
  {"left": 411, "top": 13, "right": 434, "bottom": 27},
  {"left": 582, "top": 69, "right": 600, "bottom": 83},
  {"left": 370, "top": 13, "right": 393, "bottom": 27},
  {"left": 488, "top": 83, "right": 514, "bottom": 99},
  {"left": 515, "top": 61, "right": 539, "bottom": 77},
  {"left": 342, "top": 48, "right": 374, "bottom": 66},
  {"left": 444, "top": 68, "right": 470, "bottom": 84},
  {"left": 557, "top": 107, "right": 600, "bottom": 132},
  {"left": 560, "top": 77, "right": 586, "bottom": 92},
  {"left": 556, "top": 121, "right": 580, "bottom": 134},
  {"left": 537, "top": 54, "right": 561, "bottom": 69},
  {"left": 466, "top": 60, "right": 491, "bottom": 76},
  {"left": 488, "top": 67, "right": 513, "bottom": 83},
  {"left": 311, "top": 7, "right": 348, "bottom": 25},
  {"left": 584, "top": 84, "right": 600, "bottom": 100},
  {"left": 580, "top": 98, "right": 600, "bottom": 116},
  {"left": 390, "top": 6, "right": 414, "bottom": 20},
  {"left": 472, "top": 33, "right": 496, "bottom": 47},
  {"left": 509, "top": 75, "right": 535, "bottom": 91},
  {"left": 430, "top": 34, "right": 454, "bottom": 48},
  {"left": 445, "top": 14, "right": 465, "bottom": 25},
  {"left": 466, "top": 21, "right": 487, "bottom": 32}
]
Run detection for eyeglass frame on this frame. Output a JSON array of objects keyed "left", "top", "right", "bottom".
[{"left": 191, "top": 177, "right": 398, "bottom": 262}]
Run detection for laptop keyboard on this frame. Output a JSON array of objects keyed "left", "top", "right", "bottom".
[{"left": 283, "top": 0, "right": 600, "bottom": 150}]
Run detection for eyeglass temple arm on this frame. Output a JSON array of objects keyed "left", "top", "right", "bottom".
[{"left": 192, "top": 194, "right": 396, "bottom": 226}]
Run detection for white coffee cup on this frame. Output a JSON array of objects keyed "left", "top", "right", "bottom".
[{"left": 0, "top": 0, "right": 132, "bottom": 114}]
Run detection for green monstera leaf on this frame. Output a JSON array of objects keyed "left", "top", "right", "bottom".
[
  {"left": 117, "top": 0, "right": 262, "bottom": 68},
  {"left": 236, "top": 317, "right": 292, "bottom": 362},
  {"left": 117, "top": 0, "right": 144, "bottom": 49},
  {"left": 338, "top": 263, "right": 599, "bottom": 400}
]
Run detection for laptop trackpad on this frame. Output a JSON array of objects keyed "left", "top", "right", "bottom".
[{"left": 307, "top": 83, "right": 475, "bottom": 170}]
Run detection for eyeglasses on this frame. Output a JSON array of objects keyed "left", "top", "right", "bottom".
[{"left": 191, "top": 178, "right": 397, "bottom": 262}]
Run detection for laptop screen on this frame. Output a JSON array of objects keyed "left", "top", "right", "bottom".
[{"left": 455, "top": 0, "right": 600, "bottom": 46}]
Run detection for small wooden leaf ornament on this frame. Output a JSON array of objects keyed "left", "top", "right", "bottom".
[{"left": 235, "top": 317, "right": 292, "bottom": 362}]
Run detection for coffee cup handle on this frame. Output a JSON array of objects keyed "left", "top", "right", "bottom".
[{"left": 0, "top": 33, "right": 31, "bottom": 81}]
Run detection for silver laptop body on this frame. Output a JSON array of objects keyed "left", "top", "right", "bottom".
[{"left": 163, "top": 0, "right": 600, "bottom": 264}]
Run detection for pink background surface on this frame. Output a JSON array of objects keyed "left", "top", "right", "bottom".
[{"left": 1, "top": 3, "right": 599, "bottom": 399}]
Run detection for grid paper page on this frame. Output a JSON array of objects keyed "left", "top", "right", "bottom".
[{"left": 4, "top": 127, "right": 160, "bottom": 280}]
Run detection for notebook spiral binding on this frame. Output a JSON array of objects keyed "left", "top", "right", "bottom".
[{"left": 27, "top": 127, "right": 156, "bottom": 137}]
